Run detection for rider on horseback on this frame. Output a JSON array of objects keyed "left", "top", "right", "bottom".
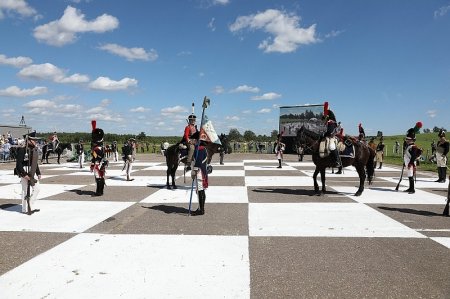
[
  {"left": 183, "top": 113, "right": 199, "bottom": 171},
  {"left": 323, "top": 102, "right": 341, "bottom": 167},
  {"left": 48, "top": 132, "right": 59, "bottom": 151}
]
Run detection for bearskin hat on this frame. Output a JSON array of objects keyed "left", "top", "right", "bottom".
[
  {"left": 438, "top": 129, "right": 445, "bottom": 138},
  {"left": 188, "top": 114, "right": 196, "bottom": 121},
  {"left": 92, "top": 128, "right": 104, "bottom": 143}
]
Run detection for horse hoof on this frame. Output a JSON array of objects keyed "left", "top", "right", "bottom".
[
  {"left": 354, "top": 191, "right": 362, "bottom": 196},
  {"left": 172, "top": 186, "right": 177, "bottom": 189}
]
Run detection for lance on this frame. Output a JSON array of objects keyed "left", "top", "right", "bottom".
[{"left": 188, "top": 96, "right": 210, "bottom": 216}]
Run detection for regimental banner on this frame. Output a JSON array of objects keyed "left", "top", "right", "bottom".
[
  {"left": 279, "top": 104, "right": 326, "bottom": 137},
  {"left": 200, "top": 115, "right": 221, "bottom": 144}
]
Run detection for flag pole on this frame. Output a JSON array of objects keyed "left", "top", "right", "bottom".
[{"left": 188, "top": 96, "right": 210, "bottom": 215}]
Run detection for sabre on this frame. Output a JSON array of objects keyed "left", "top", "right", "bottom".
[{"left": 395, "top": 164, "right": 405, "bottom": 191}]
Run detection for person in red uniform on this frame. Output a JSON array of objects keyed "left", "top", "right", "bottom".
[{"left": 183, "top": 113, "right": 199, "bottom": 171}]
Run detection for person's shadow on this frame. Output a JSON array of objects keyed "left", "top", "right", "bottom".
[
  {"left": 378, "top": 206, "right": 444, "bottom": 217},
  {"left": 0, "top": 203, "right": 23, "bottom": 213},
  {"left": 67, "top": 189, "right": 97, "bottom": 196},
  {"left": 141, "top": 204, "right": 191, "bottom": 215}
]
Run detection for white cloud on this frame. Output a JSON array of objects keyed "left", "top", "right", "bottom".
[
  {"left": 23, "top": 99, "right": 57, "bottom": 109},
  {"left": 208, "top": 17, "right": 216, "bottom": 31},
  {"left": 257, "top": 108, "right": 271, "bottom": 113},
  {"left": 98, "top": 43, "right": 158, "bottom": 61},
  {"left": 0, "top": 86, "right": 47, "bottom": 97},
  {"left": 242, "top": 110, "right": 252, "bottom": 114},
  {"left": 230, "top": 84, "right": 260, "bottom": 93},
  {"left": 86, "top": 106, "right": 104, "bottom": 114},
  {"left": 212, "top": 85, "right": 225, "bottom": 94},
  {"left": 130, "top": 106, "right": 150, "bottom": 112},
  {"left": 225, "top": 115, "right": 240, "bottom": 121},
  {"left": 0, "top": 54, "right": 33, "bottom": 68},
  {"left": 427, "top": 110, "right": 437, "bottom": 118},
  {"left": 33, "top": 6, "right": 119, "bottom": 46},
  {"left": 434, "top": 5, "right": 450, "bottom": 18},
  {"left": 251, "top": 92, "right": 282, "bottom": 100},
  {"left": 0, "top": 0, "right": 38, "bottom": 19},
  {"left": 89, "top": 76, "right": 138, "bottom": 91},
  {"left": 161, "top": 105, "right": 188, "bottom": 115},
  {"left": 229, "top": 9, "right": 318, "bottom": 53},
  {"left": 18, "top": 63, "right": 89, "bottom": 84},
  {"left": 213, "top": 0, "right": 229, "bottom": 5},
  {"left": 88, "top": 112, "right": 124, "bottom": 122},
  {"left": 324, "top": 30, "right": 344, "bottom": 39},
  {"left": 100, "top": 99, "right": 111, "bottom": 106}
]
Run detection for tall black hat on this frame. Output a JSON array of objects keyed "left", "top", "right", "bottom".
[
  {"left": 91, "top": 120, "right": 104, "bottom": 144},
  {"left": 438, "top": 129, "right": 445, "bottom": 138},
  {"left": 23, "top": 131, "right": 40, "bottom": 140}
]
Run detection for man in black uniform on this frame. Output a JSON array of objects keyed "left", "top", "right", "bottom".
[
  {"left": 15, "top": 131, "right": 42, "bottom": 215},
  {"left": 90, "top": 120, "right": 108, "bottom": 196},
  {"left": 435, "top": 129, "right": 449, "bottom": 183}
]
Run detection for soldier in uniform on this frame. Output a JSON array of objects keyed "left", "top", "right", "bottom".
[
  {"left": 403, "top": 122, "right": 423, "bottom": 194},
  {"left": 183, "top": 113, "right": 199, "bottom": 171},
  {"left": 122, "top": 138, "right": 136, "bottom": 181},
  {"left": 358, "top": 123, "right": 366, "bottom": 143},
  {"left": 274, "top": 134, "right": 286, "bottom": 168},
  {"left": 75, "top": 139, "right": 84, "bottom": 168},
  {"left": 49, "top": 131, "right": 59, "bottom": 151},
  {"left": 435, "top": 129, "right": 449, "bottom": 183},
  {"left": 15, "top": 131, "right": 42, "bottom": 215},
  {"left": 323, "top": 102, "right": 341, "bottom": 167},
  {"left": 90, "top": 120, "right": 108, "bottom": 196},
  {"left": 375, "top": 137, "right": 385, "bottom": 169},
  {"left": 190, "top": 141, "right": 209, "bottom": 216},
  {"left": 111, "top": 141, "right": 118, "bottom": 162}
]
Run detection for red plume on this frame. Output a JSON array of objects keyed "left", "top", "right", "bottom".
[
  {"left": 414, "top": 121, "right": 423, "bottom": 133},
  {"left": 323, "top": 101, "right": 329, "bottom": 116},
  {"left": 91, "top": 120, "right": 96, "bottom": 132}
]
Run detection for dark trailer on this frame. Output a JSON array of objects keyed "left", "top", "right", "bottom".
[{"left": 279, "top": 104, "right": 326, "bottom": 154}]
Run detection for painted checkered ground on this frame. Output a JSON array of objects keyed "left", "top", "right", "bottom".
[{"left": 0, "top": 153, "right": 449, "bottom": 298}]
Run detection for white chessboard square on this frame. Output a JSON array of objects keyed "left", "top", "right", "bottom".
[
  {"left": 245, "top": 176, "right": 312, "bottom": 187},
  {"left": 210, "top": 162, "right": 244, "bottom": 167},
  {"left": 285, "top": 162, "right": 316, "bottom": 167},
  {"left": 244, "top": 165, "right": 298, "bottom": 171},
  {"left": 141, "top": 165, "right": 172, "bottom": 171},
  {"left": 243, "top": 159, "right": 276, "bottom": 163},
  {"left": 0, "top": 174, "right": 57, "bottom": 185},
  {"left": 379, "top": 177, "right": 448, "bottom": 189},
  {"left": 141, "top": 186, "right": 248, "bottom": 203},
  {"left": 331, "top": 186, "right": 447, "bottom": 205},
  {"left": 209, "top": 170, "right": 245, "bottom": 177},
  {"left": 430, "top": 237, "right": 450, "bottom": 249},
  {"left": 301, "top": 168, "right": 360, "bottom": 178},
  {"left": 105, "top": 176, "right": 170, "bottom": 187},
  {"left": 0, "top": 200, "right": 133, "bottom": 233},
  {"left": 0, "top": 234, "right": 250, "bottom": 299},
  {"left": 249, "top": 202, "right": 425, "bottom": 238},
  {"left": 66, "top": 169, "right": 135, "bottom": 177},
  {"left": 0, "top": 183, "right": 84, "bottom": 200}
]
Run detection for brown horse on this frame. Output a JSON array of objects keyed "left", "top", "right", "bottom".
[
  {"left": 297, "top": 126, "right": 375, "bottom": 196},
  {"left": 41, "top": 142, "right": 72, "bottom": 164},
  {"left": 165, "top": 134, "right": 228, "bottom": 189}
]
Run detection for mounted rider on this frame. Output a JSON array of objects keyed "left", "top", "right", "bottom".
[
  {"left": 322, "top": 101, "right": 341, "bottom": 167},
  {"left": 48, "top": 131, "right": 59, "bottom": 151},
  {"left": 182, "top": 105, "right": 199, "bottom": 171}
]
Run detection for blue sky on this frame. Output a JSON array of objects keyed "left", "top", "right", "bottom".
[{"left": 0, "top": 0, "right": 449, "bottom": 137}]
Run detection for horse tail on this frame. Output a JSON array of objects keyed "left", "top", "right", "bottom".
[{"left": 366, "top": 146, "right": 376, "bottom": 185}]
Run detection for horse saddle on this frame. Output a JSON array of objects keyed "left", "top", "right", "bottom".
[
  {"left": 319, "top": 137, "right": 355, "bottom": 158},
  {"left": 319, "top": 137, "right": 335, "bottom": 158}
]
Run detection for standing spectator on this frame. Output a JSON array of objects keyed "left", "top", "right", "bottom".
[
  {"left": 75, "top": 139, "right": 85, "bottom": 168},
  {"left": 3, "top": 141, "right": 11, "bottom": 161},
  {"left": 431, "top": 140, "right": 437, "bottom": 155},
  {"left": 274, "top": 134, "right": 285, "bottom": 168},
  {"left": 15, "top": 132, "right": 42, "bottom": 215},
  {"left": 122, "top": 138, "right": 136, "bottom": 181},
  {"left": 111, "top": 141, "right": 119, "bottom": 162},
  {"left": 375, "top": 137, "right": 385, "bottom": 169},
  {"left": 435, "top": 130, "right": 449, "bottom": 183},
  {"left": 394, "top": 141, "right": 400, "bottom": 155}
]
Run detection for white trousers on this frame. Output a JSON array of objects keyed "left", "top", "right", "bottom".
[
  {"left": 126, "top": 160, "right": 133, "bottom": 179},
  {"left": 21, "top": 177, "right": 40, "bottom": 213},
  {"left": 113, "top": 151, "right": 118, "bottom": 162},
  {"left": 78, "top": 152, "right": 84, "bottom": 168}
]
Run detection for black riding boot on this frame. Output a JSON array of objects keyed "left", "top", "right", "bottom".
[
  {"left": 331, "top": 149, "right": 341, "bottom": 167},
  {"left": 435, "top": 168, "right": 443, "bottom": 182},
  {"left": 99, "top": 178, "right": 105, "bottom": 195},
  {"left": 277, "top": 159, "right": 282, "bottom": 168},
  {"left": 94, "top": 179, "right": 101, "bottom": 196},
  {"left": 378, "top": 162, "right": 383, "bottom": 169},
  {"left": 404, "top": 177, "right": 415, "bottom": 194},
  {"left": 443, "top": 168, "right": 447, "bottom": 183},
  {"left": 199, "top": 190, "right": 205, "bottom": 215},
  {"left": 336, "top": 166, "right": 343, "bottom": 174}
]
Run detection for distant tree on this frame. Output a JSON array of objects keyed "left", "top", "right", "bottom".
[
  {"left": 243, "top": 130, "right": 256, "bottom": 141},
  {"left": 433, "top": 126, "right": 441, "bottom": 133},
  {"left": 137, "top": 132, "right": 146, "bottom": 139},
  {"left": 271, "top": 130, "right": 278, "bottom": 139},
  {"left": 228, "top": 128, "right": 242, "bottom": 141},
  {"left": 423, "top": 128, "right": 431, "bottom": 133}
]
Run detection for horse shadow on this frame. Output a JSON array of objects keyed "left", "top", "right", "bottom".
[
  {"left": 0, "top": 203, "right": 22, "bottom": 213},
  {"left": 251, "top": 188, "right": 339, "bottom": 196},
  {"left": 67, "top": 189, "right": 97, "bottom": 196},
  {"left": 378, "top": 206, "right": 443, "bottom": 217},
  {"left": 141, "top": 204, "right": 191, "bottom": 215}
]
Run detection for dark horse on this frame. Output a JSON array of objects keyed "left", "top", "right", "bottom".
[
  {"left": 165, "top": 134, "right": 229, "bottom": 189},
  {"left": 41, "top": 142, "right": 72, "bottom": 164},
  {"left": 297, "top": 126, "right": 375, "bottom": 196}
]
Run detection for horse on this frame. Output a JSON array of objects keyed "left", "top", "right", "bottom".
[
  {"left": 41, "top": 142, "right": 72, "bottom": 164},
  {"left": 165, "top": 134, "right": 229, "bottom": 189},
  {"left": 297, "top": 126, "right": 375, "bottom": 196}
]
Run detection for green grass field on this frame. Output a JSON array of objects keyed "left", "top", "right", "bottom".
[{"left": 372, "top": 132, "right": 443, "bottom": 173}]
